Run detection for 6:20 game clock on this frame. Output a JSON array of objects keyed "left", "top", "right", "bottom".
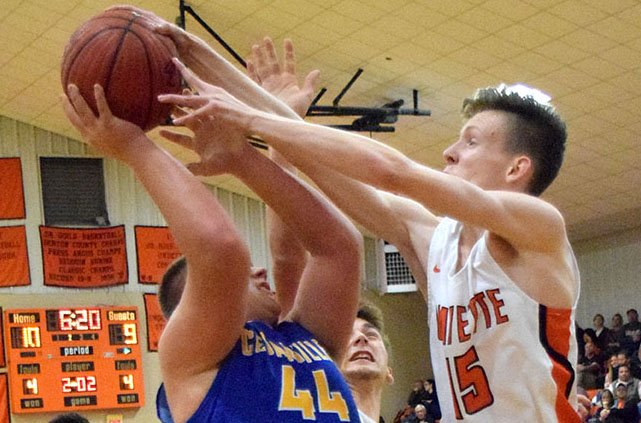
[{"left": 4, "top": 306, "right": 145, "bottom": 413}]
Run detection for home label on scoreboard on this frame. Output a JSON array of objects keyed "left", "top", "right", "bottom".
[{"left": 4, "top": 306, "right": 145, "bottom": 414}]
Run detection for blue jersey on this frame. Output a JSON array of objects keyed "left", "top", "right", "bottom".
[{"left": 157, "top": 320, "right": 360, "bottom": 422}]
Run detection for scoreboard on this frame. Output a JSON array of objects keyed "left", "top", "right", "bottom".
[{"left": 4, "top": 306, "right": 145, "bottom": 413}]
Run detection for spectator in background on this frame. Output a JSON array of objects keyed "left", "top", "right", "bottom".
[
  {"left": 588, "top": 388, "right": 614, "bottom": 422},
  {"left": 593, "top": 314, "right": 611, "bottom": 353},
  {"left": 578, "top": 341, "right": 606, "bottom": 390},
  {"left": 422, "top": 379, "right": 441, "bottom": 422},
  {"left": 578, "top": 323, "right": 587, "bottom": 362},
  {"left": 584, "top": 329, "right": 602, "bottom": 352},
  {"left": 601, "top": 382, "right": 640, "bottom": 423},
  {"left": 49, "top": 413, "right": 89, "bottom": 423},
  {"left": 608, "top": 314, "right": 625, "bottom": 354},
  {"left": 607, "top": 364, "right": 641, "bottom": 418},
  {"left": 623, "top": 309, "right": 641, "bottom": 356},
  {"left": 402, "top": 404, "right": 434, "bottom": 423},
  {"left": 407, "top": 380, "right": 426, "bottom": 408}
]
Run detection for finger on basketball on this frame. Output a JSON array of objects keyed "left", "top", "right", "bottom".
[
  {"left": 171, "top": 58, "right": 205, "bottom": 93},
  {"left": 67, "top": 84, "right": 95, "bottom": 120},
  {"left": 158, "top": 93, "right": 206, "bottom": 110},
  {"left": 61, "top": 94, "right": 85, "bottom": 130},
  {"left": 93, "top": 84, "right": 113, "bottom": 118}
]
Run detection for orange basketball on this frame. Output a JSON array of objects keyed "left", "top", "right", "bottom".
[{"left": 61, "top": 6, "right": 182, "bottom": 131}]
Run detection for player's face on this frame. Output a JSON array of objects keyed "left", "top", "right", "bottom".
[
  {"left": 341, "top": 318, "right": 392, "bottom": 384},
  {"left": 442, "top": 110, "right": 516, "bottom": 191},
  {"left": 246, "top": 267, "right": 280, "bottom": 325}
]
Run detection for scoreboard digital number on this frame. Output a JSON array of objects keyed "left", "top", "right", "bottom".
[{"left": 4, "top": 306, "right": 145, "bottom": 413}]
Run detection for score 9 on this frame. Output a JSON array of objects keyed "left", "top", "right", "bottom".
[{"left": 108, "top": 323, "right": 137, "bottom": 345}]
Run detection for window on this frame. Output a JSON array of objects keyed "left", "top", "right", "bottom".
[{"left": 40, "top": 157, "right": 109, "bottom": 226}]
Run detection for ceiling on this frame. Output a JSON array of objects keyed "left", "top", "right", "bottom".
[{"left": 1, "top": 0, "right": 640, "bottom": 243}]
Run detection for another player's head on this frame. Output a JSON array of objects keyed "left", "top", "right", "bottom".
[
  {"left": 159, "top": 257, "right": 279, "bottom": 325},
  {"left": 444, "top": 83, "right": 566, "bottom": 196},
  {"left": 341, "top": 302, "right": 393, "bottom": 386},
  {"left": 49, "top": 413, "right": 89, "bottom": 423}
]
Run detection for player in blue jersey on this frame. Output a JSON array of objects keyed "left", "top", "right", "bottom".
[{"left": 62, "top": 51, "right": 363, "bottom": 422}]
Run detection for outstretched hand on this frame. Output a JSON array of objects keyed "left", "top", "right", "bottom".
[
  {"left": 61, "top": 84, "right": 149, "bottom": 163},
  {"left": 158, "top": 59, "right": 258, "bottom": 176},
  {"left": 247, "top": 37, "right": 320, "bottom": 117}
]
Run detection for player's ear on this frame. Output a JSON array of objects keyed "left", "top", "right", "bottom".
[
  {"left": 506, "top": 155, "right": 532, "bottom": 186},
  {"left": 386, "top": 366, "right": 395, "bottom": 385}
]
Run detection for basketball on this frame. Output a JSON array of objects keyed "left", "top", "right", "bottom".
[{"left": 61, "top": 6, "right": 182, "bottom": 131}]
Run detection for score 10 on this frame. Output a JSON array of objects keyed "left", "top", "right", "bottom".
[{"left": 10, "top": 323, "right": 137, "bottom": 348}]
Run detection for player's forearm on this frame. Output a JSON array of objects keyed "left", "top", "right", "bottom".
[
  {"left": 179, "top": 40, "right": 298, "bottom": 119},
  {"left": 131, "top": 143, "right": 243, "bottom": 262},
  {"left": 230, "top": 143, "right": 361, "bottom": 257},
  {"left": 249, "top": 114, "right": 426, "bottom": 196}
]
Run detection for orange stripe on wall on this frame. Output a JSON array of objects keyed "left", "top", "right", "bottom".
[{"left": 544, "top": 307, "right": 580, "bottom": 423}]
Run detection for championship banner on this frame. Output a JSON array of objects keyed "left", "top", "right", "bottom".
[
  {"left": 0, "top": 225, "right": 30, "bottom": 287},
  {"left": 134, "top": 226, "right": 180, "bottom": 284},
  {"left": 0, "top": 157, "right": 26, "bottom": 220},
  {"left": 0, "top": 373, "right": 9, "bottom": 423},
  {"left": 40, "top": 225, "right": 128, "bottom": 288},
  {"left": 143, "top": 293, "right": 166, "bottom": 352}
]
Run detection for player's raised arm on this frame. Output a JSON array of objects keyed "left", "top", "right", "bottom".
[
  {"left": 245, "top": 38, "right": 434, "bottom": 299},
  {"left": 160, "top": 88, "right": 363, "bottom": 361},
  {"left": 62, "top": 84, "right": 251, "bottom": 422}
]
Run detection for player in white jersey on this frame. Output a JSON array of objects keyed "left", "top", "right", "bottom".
[{"left": 152, "top": 17, "right": 580, "bottom": 419}]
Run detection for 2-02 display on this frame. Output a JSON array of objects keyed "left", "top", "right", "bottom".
[{"left": 4, "top": 306, "right": 145, "bottom": 413}]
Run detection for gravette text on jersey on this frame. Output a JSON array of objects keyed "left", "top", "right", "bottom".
[{"left": 436, "top": 288, "right": 509, "bottom": 345}]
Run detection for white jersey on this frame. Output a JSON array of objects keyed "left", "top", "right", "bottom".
[{"left": 427, "top": 218, "right": 580, "bottom": 422}]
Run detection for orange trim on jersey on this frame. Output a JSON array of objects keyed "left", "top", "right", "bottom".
[{"left": 539, "top": 306, "right": 581, "bottom": 423}]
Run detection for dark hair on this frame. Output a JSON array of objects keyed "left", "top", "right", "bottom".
[
  {"left": 461, "top": 84, "right": 567, "bottom": 196},
  {"left": 49, "top": 413, "right": 90, "bottom": 423},
  {"left": 583, "top": 328, "right": 598, "bottom": 343},
  {"left": 627, "top": 309, "right": 638, "bottom": 316},
  {"left": 601, "top": 388, "right": 614, "bottom": 402},
  {"left": 158, "top": 256, "right": 187, "bottom": 318},
  {"left": 357, "top": 301, "right": 390, "bottom": 353}
]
